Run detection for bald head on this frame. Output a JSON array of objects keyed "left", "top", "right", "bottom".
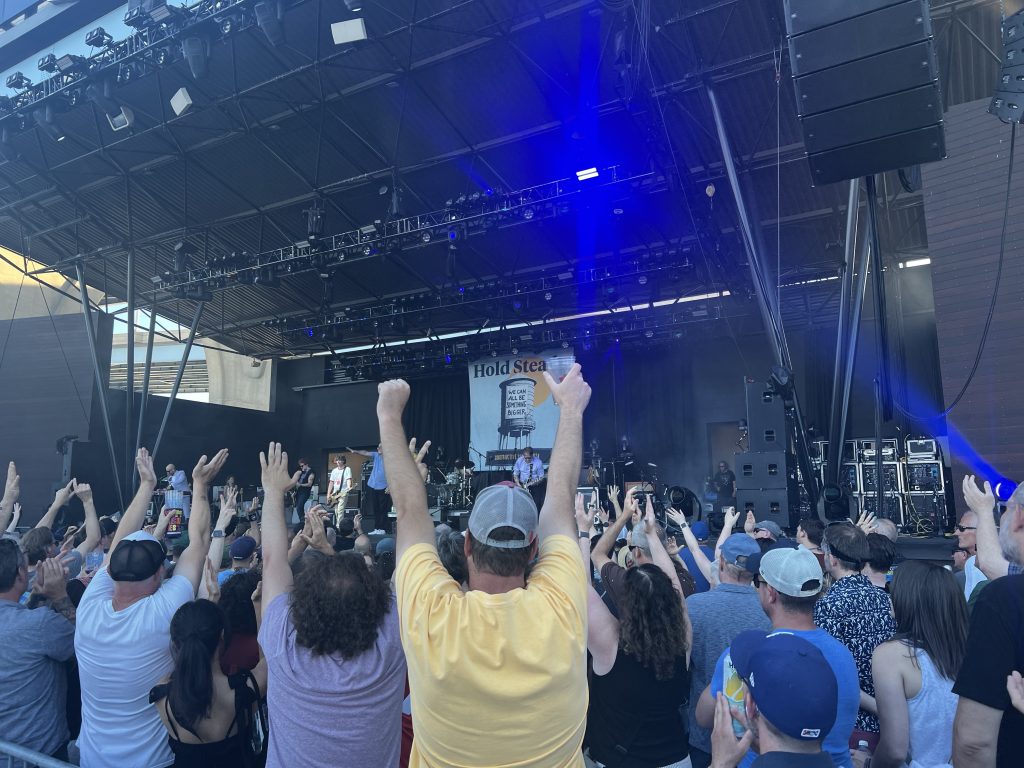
[
  {"left": 956, "top": 510, "right": 978, "bottom": 555},
  {"left": 871, "top": 518, "right": 898, "bottom": 542}
]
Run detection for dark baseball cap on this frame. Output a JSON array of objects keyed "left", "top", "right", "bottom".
[
  {"left": 229, "top": 535, "right": 258, "bottom": 560},
  {"left": 108, "top": 531, "right": 166, "bottom": 582}
]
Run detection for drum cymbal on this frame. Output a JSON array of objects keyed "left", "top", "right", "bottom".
[{"left": 455, "top": 459, "right": 475, "bottom": 469}]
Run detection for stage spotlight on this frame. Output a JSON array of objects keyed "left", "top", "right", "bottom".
[
  {"left": 637, "top": 275, "right": 648, "bottom": 286},
  {"left": 255, "top": 1, "right": 285, "bottom": 47},
  {"left": 819, "top": 483, "right": 851, "bottom": 523},
  {"left": 6, "top": 72, "right": 31, "bottom": 90},
  {"left": 117, "top": 63, "right": 136, "bottom": 83},
  {"left": 173, "top": 241, "right": 195, "bottom": 273},
  {"left": 304, "top": 200, "right": 325, "bottom": 240},
  {"left": 343, "top": 0, "right": 363, "bottom": 11},
  {"left": 447, "top": 229, "right": 459, "bottom": 242},
  {"left": 576, "top": 167, "right": 599, "bottom": 181},
  {"left": 85, "top": 27, "right": 114, "bottom": 48},
  {"left": 148, "top": 4, "right": 183, "bottom": 24},
  {"left": 181, "top": 36, "right": 209, "bottom": 79},
  {"left": 38, "top": 54, "right": 57, "bottom": 74},
  {"left": 54, "top": 54, "right": 88, "bottom": 75},
  {"left": 543, "top": 291, "right": 552, "bottom": 301},
  {"left": 522, "top": 207, "right": 535, "bottom": 221},
  {"left": 420, "top": 231, "right": 431, "bottom": 243}
]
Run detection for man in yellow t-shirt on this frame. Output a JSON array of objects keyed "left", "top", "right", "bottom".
[{"left": 377, "top": 364, "right": 592, "bottom": 768}]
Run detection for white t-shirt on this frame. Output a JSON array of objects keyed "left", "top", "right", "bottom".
[
  {"left": 75, "top": 566, "right": 195, "bottom": 768},
  {"left": 329, "top": 466, "right": 352, "bottom": 493},
  {"left": 963, "top": 555, "right": 986, "bottom": 601}
]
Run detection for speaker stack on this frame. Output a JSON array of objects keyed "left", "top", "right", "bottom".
[
  {"left": 783, "top": 0, "right": 946, "bottom": 185},
  {"left": 735, "top": 380, "right": 799, "bottom": 531}
]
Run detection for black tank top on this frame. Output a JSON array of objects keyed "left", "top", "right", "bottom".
[
  {"left": 585, "top": 647, "right": 690, "bottom": 768},
  {"left": 149, "top": 675, "right": 251, "bottom": 768}
]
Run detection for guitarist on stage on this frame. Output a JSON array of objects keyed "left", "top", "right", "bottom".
[
  {"left": 327, "top": 456, "right": 353, "bottom": 525},
  {"left": 513, "top": 446, "right": 546, "bottom": 508}
]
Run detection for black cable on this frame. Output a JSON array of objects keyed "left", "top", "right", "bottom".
[
  {"left": 0, "top": 273, "right": 26, "bottom": 374},
  {"left": 893, "top": 121, "right": 1016, "bottom": 421}
]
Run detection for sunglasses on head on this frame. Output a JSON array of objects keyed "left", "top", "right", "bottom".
[{"left": 956, "top": 525, "right": 977, "bottom": 532}]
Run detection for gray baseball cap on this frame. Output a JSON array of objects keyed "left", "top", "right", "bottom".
[
  {"left": 754, "top": 520, "right": 784, "bottom": 539},
  {"left": 758, "top": 547, "right": 823, "bottom": 597},
  {"left": 467, "top": 484, "right": 538, "bottom": 549}
]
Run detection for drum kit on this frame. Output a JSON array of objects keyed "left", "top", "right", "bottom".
[{"left": 428, "top": 458, "right": 475, "bottom": 510}]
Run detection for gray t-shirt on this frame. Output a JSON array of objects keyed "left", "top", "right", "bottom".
[
  {"left": 259, "top": 592, "right": 406, "bottom": 768},
  {"left": 685, "top": 583, "right": 771, "bottom": 753},
  {"left": 0, "top": 599, "right": 75, "bottom": 755}
]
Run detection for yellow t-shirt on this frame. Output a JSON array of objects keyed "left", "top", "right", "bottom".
[{"left": 395, "top": 534, "right": 588, "bottom": 768}]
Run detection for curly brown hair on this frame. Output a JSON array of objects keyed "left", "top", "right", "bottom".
[
  {"left": 618, "top": 563, "right": 689, "bottom": 681},
  {"left": 290, "top": 551, "right": 390, "bottom": 658}
]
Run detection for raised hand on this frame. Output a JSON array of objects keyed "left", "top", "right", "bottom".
[
  {"left": 710, "top": 692, "right": 754, "bottom": 768},
  {"left": 542, "top": 362, "right": 591, "bottom": 415},
  {"left": 624, "top": 485, "right": 639, "bottom": 516},
  {"left": 643, "top": 493, "right": 656, "bottom": 533},
  {"left": 260, "top": 443, "right": 299, "bottom": 494},
  {"left": 666, "top": 507, "right": 687, "bottom": 528},
  {"left": 574, "top": 492, "right": 590, "bottom": 532},
  {"left": 963, "top": 475, "right": 996, "bottom": 514},
  {"left": 204, "top": 557, "right": 221, "bottom": 603},
  {"left": 216, "top": 488, "right": 238, "bottom": 529},
  {"left": 136, "top": 449, "right": 157, "bottom": 486},
  {"left": 72, "top": 480, "right": 93, "bottom": 504},
  {"left": 34, "top": 557, "right": 68, "bottom": 601},
  {"left": 744, "top": 510, "right": 756, "bottom": 534},
  {"left": 723, "top": 506, "right": 740, "bottom": 532},
  {"left": 377, "top": 379, "right": 411, "bottom": 419},
  {"left": 192, "top": 449, "right": 229, "bottom": 488},
  {"left": 409, "top": 437, "right": 431, "bottom": 483},
  {"left": 298, "top": 507, "right": 332, "bottom": 554},
  {"left": 855, "top": 509, "right": 876, "bottom": 533},
  {"left": 53, "top": 480, "right": 75, "bottom": 508},
  {"left": 1008, "top": 671, "right": 1024, "bottom": 716}
]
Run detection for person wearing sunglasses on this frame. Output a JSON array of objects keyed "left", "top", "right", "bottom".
[{"left": 955, "top": 510, "right": 985, "bottom": 602}]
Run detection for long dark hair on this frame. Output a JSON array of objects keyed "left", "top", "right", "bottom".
[
  {"left": 890, "top": 560, "right": 968, "bottom": 680},
  {"left": 168, "top": 599, "right": 227, "bottom": 737},
  {"left": 618, "top": 564, "right": 688, "bottom": 681},
  {"left": 219, "top": 569, "right": 260, "bottom": 651}
]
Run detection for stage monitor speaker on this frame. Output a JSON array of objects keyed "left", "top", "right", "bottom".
[
  {"left": 735, "top": 451, "right": 798, "bottom": 491},
  {"left": 784, "top": 0, "right": 945, "bottom": 185},
  {"left": 744, "top": 380, "right": 788, "bottom": 452},
  {"left": 736, "top": 489, "right": 798, "bottom": 531},
  {"left": 860, "top": 462, "right": 904, "bottom": 494}
]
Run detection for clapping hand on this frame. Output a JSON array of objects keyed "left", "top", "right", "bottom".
[
  {"left": 3, "top": 462, "right": 19, "bottom": 504},
  {"left": 136, "top": 449, "right": 157, "bottom": 486},
  {"left": 723, "top": 506, "right": 740, "bottom": 533},
  {"left": 192, "top": 449, "right": 229, "bottom": 488},
  {"left": 33, "top": 557, "right": 68, "bottom": 602},
  {"left": 298, "top": 506, "right": 332, "bottom": 554},
  {"left": 643, "top": 493, "right": 657, "bottom": 533}
]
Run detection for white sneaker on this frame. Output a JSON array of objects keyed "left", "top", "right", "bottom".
[{"left": 369, "top": 529, "right": 386, "bottom": 535}]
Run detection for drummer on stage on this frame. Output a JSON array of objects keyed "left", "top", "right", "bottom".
[{"left": 513, "top": 446, "right": 546, "bottom": 508}]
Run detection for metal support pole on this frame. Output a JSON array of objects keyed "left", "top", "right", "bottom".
[
  {"left": 707, "top": 84, "right": 818, "bottom": 508},
  {"left": 134, "top": 300, "right": 158, "bottom": 480},
  {"left": 865, "top": 175, "right": 893, "bottom": 421},
  {"left": 124, "top": 247, "right": 135, "bottom": 503},
  {"left": 829, "top": 225, "right": 873, "bottom": 486},
  {"left": 874, "top": 376, "right": 884, "bottom": 518},
  {"left": 826, "top": 180, "right": 860, "bottom": 483},
  {"left": 152, "top": 302, "right": 204, "bottom": 461},
  {"left": 75, "top": 263, "right": 125, "bottom": 512}
]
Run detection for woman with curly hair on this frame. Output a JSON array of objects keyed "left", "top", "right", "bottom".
[
  {"left": 579, "top": 491, "right": 692, "bottom": 767},
  {"left": 258, "top": 446, "right": 406, "bottom": 768}
]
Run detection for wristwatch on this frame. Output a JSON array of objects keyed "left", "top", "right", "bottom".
[
  {"left": 212, "top": 529, "right": 225, "bottom": 539},
  {"left": 578, "top": 530, "right": 590, "bottom": 539}
]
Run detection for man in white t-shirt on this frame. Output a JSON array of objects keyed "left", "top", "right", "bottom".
[
  {"left": 75, "top": 447, "right": 228, "bottom": 768},
  {"left": 328, "top": 456, "right": 353, "bottom": 525}
]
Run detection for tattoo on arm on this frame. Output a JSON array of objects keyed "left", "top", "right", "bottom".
[{"left": 49, "top": 596, "right": 76, "bottom": 623}]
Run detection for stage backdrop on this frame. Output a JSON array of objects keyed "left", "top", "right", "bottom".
[{"left": 469, "top": 350, "right": 575, "bottom": 469}]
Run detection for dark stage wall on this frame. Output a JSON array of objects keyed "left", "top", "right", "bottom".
[
  {"left": 923, "top": 97, "right": 1024, "bottom": 503},
  {"left": 0, "top": 312, "right": 110, "bottom": 525}
]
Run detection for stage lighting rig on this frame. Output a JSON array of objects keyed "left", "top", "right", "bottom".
[
  {"left": 37, "top": 55, "right": 57, "bottom": 74},
  {"left": 5, "top": 72, "right": 31, "bottom": 91},
  {"left": 86, "top": 27, "right": 115, "bottom": 48}
]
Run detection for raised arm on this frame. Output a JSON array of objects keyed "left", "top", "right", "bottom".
[
  {"left": 964, "top": 475, "right": 1008, "bottom": 580},
  {"left": 73, "top": 482, "right": 101, "bottom": 557},
  {"left": 667, "top": 507, "right": 714, "bottom": 585},
  {"left": 592, "top": 486, "right": 636, "bottom": 571},
  {"left": 642, "top": 495, "right": 692, "bottom": 658},
  {"left": 105, "top": 449, "right": 159, "bottom": 566},
  {"left": 37, "top": 480, "right": 75, "bottom": 530},
  {"left": 5, "top": 502, "right": 21, "bottom": 533},
  {"left": 260, "top": 442, "right": 300, "bottom": 615},
  {"left": 175, "top": 449, "right": 229, "bottom": 593},
  {"left": 0, "top": 462, "right": 19, "bottom": 533},
  {"left": 537, "top": 363, "right": 591, "bottom": 542},
  {"left": 346, "top": 446, "right": 374, "bottom": 458},
  {"left": 376, "top": 379, "right": 434, "bottom": 562},
  {"left": 205, "top": 489, "right": 238, "bottom": 573},
  {"left": 716, "top": 506, "right": 741, "bottom": 563}
]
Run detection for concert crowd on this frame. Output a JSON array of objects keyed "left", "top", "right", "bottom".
[{"left": 1, "top": 363, "right": 1023, "bottom": 768}]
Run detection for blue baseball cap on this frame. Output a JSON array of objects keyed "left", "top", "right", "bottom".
[
  {"left": 720, "top": 533, "right": 760, "bottom": 570},
  {"left": 729, "top": 630, "right": 838, "bottom": 741},
  {"left": 690, "top": 521, "right": 710, "bottom": 540}
]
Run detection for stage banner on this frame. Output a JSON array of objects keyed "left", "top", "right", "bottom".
[{"left": 468, "top": 349, "right": 576, "bottom": 469}]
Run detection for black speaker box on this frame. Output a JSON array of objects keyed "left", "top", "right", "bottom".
[
  {"left": 744, "top": 380, "right": 788, "bottom": 452},
  {"left": 861, "top": 493, "right": 905, "bottom": 525},
  {"left": 784, "top": 0, "right": 945, "bottom": 185},
  {"left": 736, "top": 489, "right": 798, "bottom": 531},
  {"left": 736, "top": 451, "right": 798, "bottom": 491}
]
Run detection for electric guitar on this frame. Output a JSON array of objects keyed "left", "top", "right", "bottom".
[{"left": 326, "top": 485, "right": 351, "bottom": 506}]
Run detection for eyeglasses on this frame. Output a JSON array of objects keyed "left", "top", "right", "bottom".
[{"left": 956, "top": 525, "right": 977, "bottom": 533}]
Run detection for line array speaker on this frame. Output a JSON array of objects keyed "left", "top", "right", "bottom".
[{"left": 783, "top": 0, "right": 946, "bottom": 185}]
